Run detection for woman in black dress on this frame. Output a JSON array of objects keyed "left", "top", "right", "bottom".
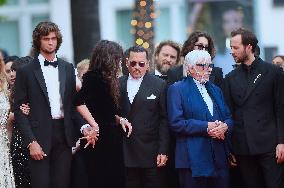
[
  {"left": 8, "top": 56, "right": 33, "bottom": 188},
  {"left": 75, "top": 40, "right": 132, "bottom": 188}
]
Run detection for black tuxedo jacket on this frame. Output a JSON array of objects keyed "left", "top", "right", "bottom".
[
  {"left": 223, "top": 58, "right": 284, "bottom": 155},
  {"left": 14, "top": 57, "right": 84, "bottom": 154},
  {"left": 167, "top": 64, "right": 224, "bottom": 88},
  {"left": 119, "top": 73, "right": 170, "bottom": 168}
]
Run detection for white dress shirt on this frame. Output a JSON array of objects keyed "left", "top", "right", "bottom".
[
  {"left": 127, "top": 74, "right": 144, "bottom": 104},
  {"left": 38, "top": 54, "right": 63, "bottom": 119},
  {"left": 155, "top": 69, "right": 162, "bottom": 76},
  {"left": 193, "top": 79, "right": 213, "bottom": 116}
]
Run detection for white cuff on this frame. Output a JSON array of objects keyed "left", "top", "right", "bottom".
[{"left": 80, "top": 124, "right": 91, "bottom": 134}]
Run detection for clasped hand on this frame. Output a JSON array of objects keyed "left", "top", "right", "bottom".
[
  {"left": 81, "top": 125, "right": 100, "bottom": 148},
  {"left": 207, "top": 120, "right": 228, "bottom": 140}
]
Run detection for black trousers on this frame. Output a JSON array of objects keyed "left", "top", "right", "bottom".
[
  {"left": 71, "top": 149, "right": 89, "bottom": 188},
  {"left": 236, "top": 153, "right": 283, "bottom": 188},
  {"left": 125, "top": 167, "right": 161, "bottom": 188},
  {"left": 29, "top": 119, "right": 72, "bottom": 188},
  {"left": 160, "top": 135, "right": 180, "bottom": 188}
]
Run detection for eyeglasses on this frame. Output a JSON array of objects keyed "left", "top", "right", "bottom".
[
  {"left": 195, "top": 63, "right": 214, "bottom": 69},
  {"left": 194, "top": 44, "right": 209, "bottom": 51},
  {"left": 129, "top": 61, "right": 146, "bottom": 67}
]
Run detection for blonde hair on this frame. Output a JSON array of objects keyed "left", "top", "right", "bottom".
[
  {"left": 77, "top": 59, "right": 90, "bottom": 71},
  {"left": 0, "top": 59, "right": 8, "bottom": 94}
]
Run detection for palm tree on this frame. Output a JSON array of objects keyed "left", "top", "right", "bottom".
[{"left": 0, "top": 0, "right": 6, "bottom": 6}]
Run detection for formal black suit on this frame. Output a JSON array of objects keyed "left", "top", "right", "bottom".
[
  {"left": 14, "top": 57, "right": 84, "bottom": 188},
  {"left": 223, "top": 57, "right": 284, "bottom": 188},
  {"left": 152, "top": 70, "right": 180, "bottom": 188},
  {"left": 119, "top": 73, "right": 170, "bottom": 188},
  {"left": 167, "top": 64, "right": 224, "bottom": 88}
]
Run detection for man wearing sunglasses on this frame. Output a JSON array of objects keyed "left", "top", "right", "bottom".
[
  {"left": 119, "top": 46, "right": 170, "bottom": 188},
  {"left": 167, "top": 50, "right": 233, "bottom": 188},
  {"left": 167, "top": 31, "right": 223, "bottom": 89}
]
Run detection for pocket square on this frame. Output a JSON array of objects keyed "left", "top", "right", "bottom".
[{"left": 147, "top": 94, "right": 156, "bottom": 99}]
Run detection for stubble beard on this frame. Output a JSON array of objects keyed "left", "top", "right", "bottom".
[
  {"left": 234, "top": 50, "right": 248, "bottom": 64},
  {"left": 42, "top": 48, "right": 56, "bottom": 55}
]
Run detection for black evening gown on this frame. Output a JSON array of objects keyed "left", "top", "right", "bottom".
[
  {"left": 10, "top": 122, "right": 32, "bottom": 188},
  {"left": 74, "top": 70, "right": 125, "bottom": 188}
]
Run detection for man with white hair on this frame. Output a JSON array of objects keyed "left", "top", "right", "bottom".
[{"left": 167, "top": 50, "right": 233, "bottom": 188}]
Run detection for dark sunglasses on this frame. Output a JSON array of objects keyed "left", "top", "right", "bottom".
[
  {"left": 194, "top": 44, "right": 209, "bottom": 51},
  {"left": 196, "top": 63, "right": 214, "bottom": 69},
  {"left": 129, "top": 61, "right": 146, "bottom": 67}
]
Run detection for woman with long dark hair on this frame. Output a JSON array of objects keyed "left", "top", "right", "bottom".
[
  {"left": 9, "top": 56, "right": 33, "bottom": 188},
  {"left": 75, "top": 40, "right": 132, "bottom": 188}
]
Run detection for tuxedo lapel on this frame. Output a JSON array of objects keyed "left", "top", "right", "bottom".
[
  {"left": 129, "top": 73, "right": 150, "bottom": 118},
  {"left": 242, "top": 64, "right": 267, "bottom": 103},
  {"left": 206, "top": 82, "right": 226, "bottom": 120},
  {"left": 58, "top": 60, "right": 66, "bottom": 103},
  {"left": 120, "top": 76, "right": 131, "bottom": 117},
  {"left": 231, "top": 68, "right": 248, "bottom": 100},
  {"left": 177, "top": 65, "right": 184, "bottom": 79},
  {"left": 33, "top": 59, "right": 50, "bottom": 107},
  {"left": 186, "top": 77, "right": 212, "bottom": 119}
]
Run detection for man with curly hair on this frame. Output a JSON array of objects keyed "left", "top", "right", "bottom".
[{"left": 14, "top": 21, "right": 86, "bottom": 188}]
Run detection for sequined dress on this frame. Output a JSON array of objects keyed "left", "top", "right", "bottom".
[
  {"left": 10, "top": 123, "right": 31, "bottom": 188},
  {"left": 0, "top": 91, "right": 15, "bottom": 188}
]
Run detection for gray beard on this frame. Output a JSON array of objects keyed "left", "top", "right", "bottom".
[{"left": 156, "top": 64, "right": 169, "bottom": 75}]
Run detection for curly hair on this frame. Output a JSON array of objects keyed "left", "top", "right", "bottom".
[
  {"left": 89, "top": 40, "right": 123, "bottom": 107},
  {"left": 181, "top": 31, "right": 216, "bottom": 59},
  {"left": 154, "top": 40, "right": 181, "bottom": 63},
  {"left": 32, "top": 21, "right": 62, "bottom": 53}
]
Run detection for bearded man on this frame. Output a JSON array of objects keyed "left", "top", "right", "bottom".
[
  {"left": 154, "top": 40, "right": 180, "bottom": 80},
  {"left": 224, "top": 28, "right": 284, "bottom": 188}
]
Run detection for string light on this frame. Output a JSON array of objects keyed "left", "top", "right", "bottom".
[
  {"left": 131, "top": 20, "right": 138, "bottom": 26},
  {"left": 145, "top": 22, "right": 152, "bottom": 28},
  {"left": 140, "top": 1, "right": 146, "bottom": 7},
  {"left": 131, "top": 0, "right": 157, "bottom": 69},
  {"left": 136, "top": 38, "right": 144, "bottom": 45},
  {"left": 142, "top": 42, "right": 150, "bottom": 49}
]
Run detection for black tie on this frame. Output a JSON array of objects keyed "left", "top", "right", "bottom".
[
  {"left": 157, "top": 75, "right": 168, "bottom": 80},
  {"left": 44, "top": 60, "right": 58, "bottom": 68}
]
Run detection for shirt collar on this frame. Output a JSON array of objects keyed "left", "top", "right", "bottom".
[
  {"left": 241, "top": 57, "right": 258, "bottom": 72},
  {"left": 38, "top": 53, "right": 58, "bottom": 67},
  {"left": 128, "top": 73, "right": 144, "bottom": 82},
  {"left": 155, "top": 69, "right": 163, "bottom": 76},
  {"left": 193, "top": 78, "right": 205, "bottom": 87}
]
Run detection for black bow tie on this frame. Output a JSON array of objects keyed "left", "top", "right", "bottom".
[
  {"left": 157, "top": 75, "right": 168, "bottom": 80},
  {"left": 44, "top": 60, "right": 58, "bottom": 68}
]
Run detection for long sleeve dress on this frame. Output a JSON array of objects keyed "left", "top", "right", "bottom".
[
  {"left": 74, "top": 70, "right": 125, "bottom": 188},
  {"left": 0, "top": 91, "right": 15, "bottom": 188}
]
